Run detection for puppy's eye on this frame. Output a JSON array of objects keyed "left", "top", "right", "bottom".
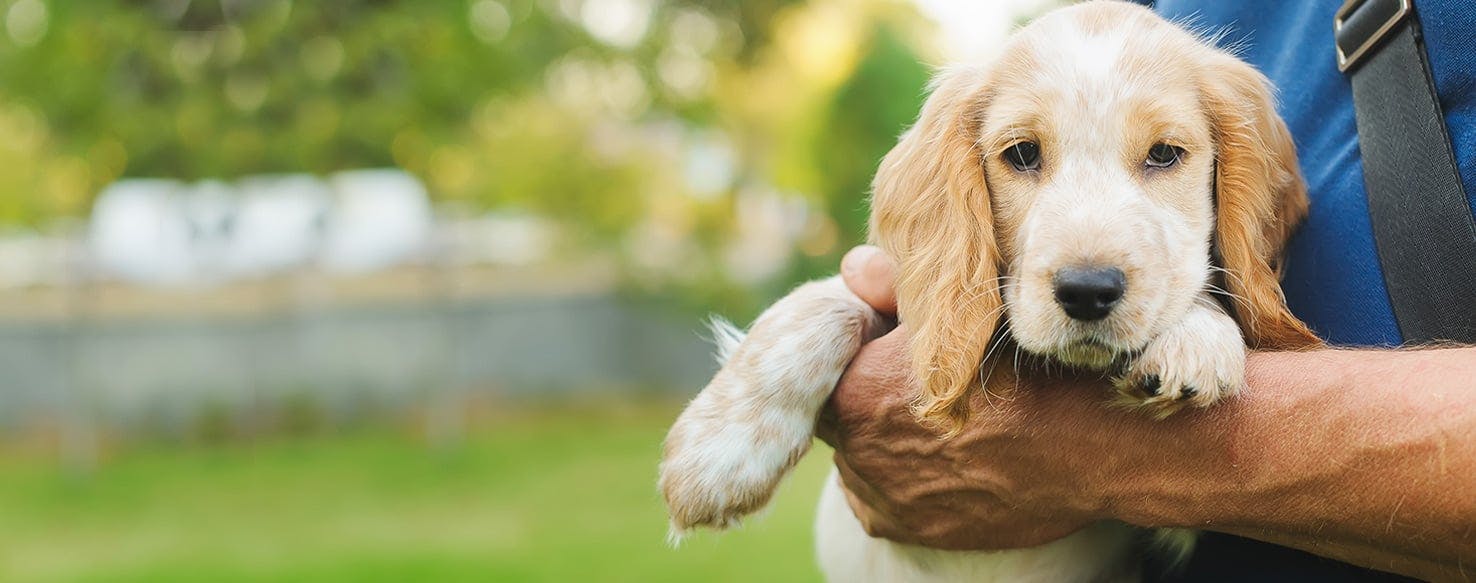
[
  {"left": 1003, "top": 141, "right": 1041, "bottom": 172},
  {"left": 1146, "top": 143, "right": 1183, "bottom": 169}
]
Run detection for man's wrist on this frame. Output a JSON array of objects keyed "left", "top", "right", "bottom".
[
  {"left": 1103, "top": 347, "right": 1476, "bottom": 578},
  {"left": 1094, "top": 351, "right": 1332, "bottom": 530}
]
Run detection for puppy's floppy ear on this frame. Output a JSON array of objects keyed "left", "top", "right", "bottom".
[
  {"left": 1200, "top": 54, "right": 1321, "bottom": 350},
  {"left": 869, "top": 66, "right": 999, "bottom": 433}
]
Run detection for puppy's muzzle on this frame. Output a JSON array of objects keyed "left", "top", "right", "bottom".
[{"left": 1052, "top": 266, "right": 1126, "bottom": 321}]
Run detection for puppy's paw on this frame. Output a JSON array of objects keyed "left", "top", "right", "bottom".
[
  {"left": 658, "top": 372, "right": 815, "bottom": 538},
  {"left": 1113, "top": 304, "right": 1245, "bottom": 418}
]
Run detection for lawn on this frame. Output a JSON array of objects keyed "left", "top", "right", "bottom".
[{"left": 0, "top": 402, "right": 832, "bottom": 582}]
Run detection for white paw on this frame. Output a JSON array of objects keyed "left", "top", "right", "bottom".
[
  {"left": 658, "top": 372, "right": 815, "bottom": 537},
  {"left": 1113, "top": 305, "right": 1246, "bottom": 418},
  {"left": 657, "top": 277, "right": 882, "bottom": 541}
]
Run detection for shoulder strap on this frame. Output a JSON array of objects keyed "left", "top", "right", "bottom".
[{"left": 1337, "top": 0, "right": 1476, "bottom": 343}]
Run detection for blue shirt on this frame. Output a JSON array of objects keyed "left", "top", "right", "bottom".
[
  {"left": 1135, "top": 0, "right": 1475, "bottom": 580},
  {"left": 1145, "top": 0, "right": 1476, "bottom": 347}
]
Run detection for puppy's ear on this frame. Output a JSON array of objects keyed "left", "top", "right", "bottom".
[
  {"left": 869, "top": 66, "right": 999, "bottom": 434},
  {"left": 1200, "top": 54, "right": 1321, "bottom": 350}
]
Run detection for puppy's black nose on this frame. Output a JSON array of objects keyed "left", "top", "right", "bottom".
[{"left": 1053, "top": 267, "right": 1126, "bottom": 321}]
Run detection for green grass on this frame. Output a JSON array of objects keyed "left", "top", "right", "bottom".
[{"left": 0, "top": 403, "right": 831, "bottom": 582}]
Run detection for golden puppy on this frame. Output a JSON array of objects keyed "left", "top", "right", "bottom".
[{"left": 660, "top": 2, "right": 1321, "bottom": 580}]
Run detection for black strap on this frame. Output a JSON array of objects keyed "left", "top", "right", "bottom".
[{"left": 1338, "top": 0, "right": 1476, "bottom": 343}]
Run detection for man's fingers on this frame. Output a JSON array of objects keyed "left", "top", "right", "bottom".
[
  {"left": 833, "top": 325, "right": 913, "bottom": 404},
  {"left": 815, "top": 401, "right": 840, "bottom": 446},
  {"left": 834, "top": 455, "right": 886, "bottom": 537},
  {"left": 833, "top": 454, "right": 910, "bottom": 542},
  {"left": 840, "top": 482, "right": 885, "bottom": 538},
  {"left": 841, "top": 245, "right": 898, "bottom": 316}
]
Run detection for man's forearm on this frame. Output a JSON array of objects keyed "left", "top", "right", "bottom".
[{"left": 1111, "top": 347, "right": 1476, "bottom": 579}]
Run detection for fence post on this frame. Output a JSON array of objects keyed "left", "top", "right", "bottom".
[
  {"left": 424, "top": 204, "right": 467, "bottom": 449},
  {"left": 57, "top": 220, "right": 97, "bottom": 476}
]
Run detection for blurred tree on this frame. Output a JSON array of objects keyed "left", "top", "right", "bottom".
[
  {"left": 0, "top": 1, "right": 586, "bottom": 189},
  {"left": 793, "top": 23, "right": 928, "bottom": 278},
  {"left": 0, "top": 0, "right": 936, "bottom": 317},
  {"left": 0, "top": 0, "right": 808, "bottom": 216}
]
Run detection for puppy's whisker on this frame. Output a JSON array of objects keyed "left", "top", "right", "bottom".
[
  {"left": 959, "top": 275, "right": 1014, "bottom": 292},
  {"left": 974, "top": 308, "right": 1014, "bottom": 361},
  {"left": 978, "top": 323, "right": 1018, "bottom": 410},
  {"left": 1207, "top": 265, "right": 1248, "bottom": 289},
  {"left": 956, "top": 279, "right": 1018, "bottom": 308},
  {"left": 1204, "top": 283, "right": 1252, "bottom": 313},
  {"left": 1204, "top": 283, "right": 1244, "bottom": 301},
  {"left": 1010, "top": 338, "right": 1026, "bottom": 395},
  {"left": 964, "top": 275, "right": 1013, "bottom": 287}
]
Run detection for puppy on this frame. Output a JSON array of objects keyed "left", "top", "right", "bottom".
[{"left": 659, "top": 2, "right": 1322, "bottom": 581}]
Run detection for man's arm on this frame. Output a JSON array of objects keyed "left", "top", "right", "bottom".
[
  {"left": 822, "top": 246, "right": 1476, "bottom": 581},
  {"left": 1129, "top": 347, "right": 1476, "bottom": 579}
]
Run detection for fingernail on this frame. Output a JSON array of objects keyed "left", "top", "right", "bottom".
[{"left": 842, "top": 245, "right": 879, "bottom": 277}]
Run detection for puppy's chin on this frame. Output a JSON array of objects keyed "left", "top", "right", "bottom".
[
  {"left": 1007, "top": 314, "right": 1143, "bottom": 371},
  {"left": 1051, "top": 339, "right": 1120, "bottom": 370},
  {"left": 1006, "top": 316, "right": 1132, "bottom": 372}
]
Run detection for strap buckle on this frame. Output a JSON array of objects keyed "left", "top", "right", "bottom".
[{"left": 1334, "top": 0, "right": 1412, "bottom": 72}]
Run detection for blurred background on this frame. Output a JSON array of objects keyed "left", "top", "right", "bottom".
[{"left": 0, "top": 0, "right": 1056, "bottom": 580}]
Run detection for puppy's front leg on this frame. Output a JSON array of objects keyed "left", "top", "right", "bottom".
[
  {"left": 1114, "top": 294, "right": 1246, "bottom": 419},
  {"left": 659, "top": 276, "right": 887, "bottom": 538}
]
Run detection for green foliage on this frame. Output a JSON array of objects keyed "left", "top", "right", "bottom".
[
  {"left": 0, "top": 1, "right": 592, "bottom": 212},
  {"left": 0, "top": 0, "right": 933, "bottom": 315},
  {"left": 815, "top": 25, "right": 929, "bottom": 239},
  {"left": 787, "top": 23, "right": 928, "bottom": 282},
  {"left": 0, "top": 0, "right": 811, "bottom": 215}
]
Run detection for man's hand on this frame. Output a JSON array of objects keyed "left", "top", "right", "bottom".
[
  {"left": 838, "top": 245, "right": 898, "bottom": 316},
  {"left": 816, "top": 245, "right": 1476, "bottom": 580},
  {"left": 817, "top": 325, "right": 1116, "bottom": 550},
  {"left": 819, "top": 245, "right": 1120, "bottom": 550}
]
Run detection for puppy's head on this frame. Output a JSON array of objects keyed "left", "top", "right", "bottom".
[{"left": 870, "top": 2, "right": 1318, "bottom": 431}]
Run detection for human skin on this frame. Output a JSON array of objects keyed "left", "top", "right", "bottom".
[{"left": 818, "top": 245, "right": 1476, "bottom": 581}]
